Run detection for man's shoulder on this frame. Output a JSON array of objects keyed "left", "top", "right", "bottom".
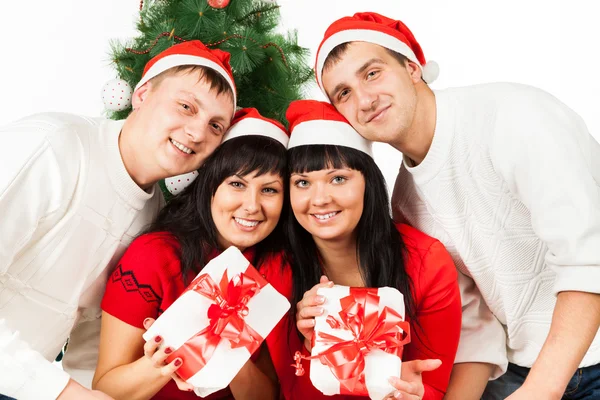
[
  {"left": 2, "top": 112, "right": 105, "bottom": 155},
  {"left": 447, "top": 82, "right": 564, "bottom": 110}
]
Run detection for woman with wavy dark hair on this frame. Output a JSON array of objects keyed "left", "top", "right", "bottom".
[
  {"left": 269, "top": 100, "right": 461, "bottom": 400},
  {"left": 93, "top": 109, "right": 289, "bottom": 400}
]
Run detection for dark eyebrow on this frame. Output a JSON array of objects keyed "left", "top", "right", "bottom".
[
  {"left": 263, "top": 180, "right": 283, "bottom": 186},
  {"left": 356, "top": 58, "right": 385, "bottom": 76},
  {"left": 234, "top": 174, "right": 249, "bottom": 183},
  {"left": 327, "top": 58, "right": 385, "bottom": 100},
  {"left": 325, "top": 168, "right": 351, "bottom": 176},
  {"left": 290, "top": 173, "right": 308, "bottom": 178},
  {"left": 178, "top": 91, "right": 230, "bottom": 124}
]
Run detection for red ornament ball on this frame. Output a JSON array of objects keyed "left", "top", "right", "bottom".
[{"left": 208, "top": 0, "right": 230, "bottom": 8}]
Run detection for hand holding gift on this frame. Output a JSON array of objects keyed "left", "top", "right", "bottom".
[
  {"left": 294, "top": 285, "right": 412, "bottom": 400},
  {"left": 143, "top": 246, "right": 290, "bottom": 397},
  {"left": 296, "top": 275, "right": 335, "bottom": 351},
  {"left": 142, "top": 317, "right": 194, "bottom": 392}
]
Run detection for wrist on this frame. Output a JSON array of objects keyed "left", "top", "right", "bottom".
[
  {"left": 521, "top": 375, "right": 565, "bottom": 400},
  {"left": 57, "top": 379, "right": 87, "bottom": 399}
]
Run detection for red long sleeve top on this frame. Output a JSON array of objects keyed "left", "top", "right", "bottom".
[
  {"left": 262, "top": 223, "right": 461, "bottom": 400},
  {"left": 101, "top": 232, "right": 259, "bottom": 400}
]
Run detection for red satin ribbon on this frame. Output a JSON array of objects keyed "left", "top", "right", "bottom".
[
  {"left": 166, "top": 267, "right": 267, "bottom": 380},
  {"left": 296, "top": 288, "right": 410, "bottom": 395}
]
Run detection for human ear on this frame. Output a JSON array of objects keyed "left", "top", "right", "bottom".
[
  {"left": 131, "top": 81, "right": 152, "bottom": 109},
  {"left": 405, "top": 61, "right": 423, "bottom": 84}
]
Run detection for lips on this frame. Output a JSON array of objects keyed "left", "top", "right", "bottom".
[
  {"left": 311, "top": 211, "right": 340, "bottom": 222},
  {"left": 366, "top": 105, "right": 390, "bottom": 123},
  {"left": 233, "top": 217, "right": 263, "bottom": 232}
]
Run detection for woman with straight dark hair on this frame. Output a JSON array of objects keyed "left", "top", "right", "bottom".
[
  {"left": 93, "top": 109, "right": 289, "bottom": 400},
  {"left": 268, "top": 100, "right": 461, "bottom": 400}
]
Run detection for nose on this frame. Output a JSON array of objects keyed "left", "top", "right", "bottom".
[
  {"left": 185, "top": 114, "right": 209, "bottom": 143},
  {"left": 357, "top": 85, "right": 378, "bottom": 112},
  {"left": 311, "top": 182, "right": 332, "bottom": 207},
  {"left": 243, "top": 189, "right": 260, "bottom": 215}
]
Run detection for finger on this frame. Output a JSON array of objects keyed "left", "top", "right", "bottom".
[
  {"left": 320, "top": 275, "right": 330, "bottom": 283},
  {"left": 387, "top": 391, "right": 420, "bottom": 400},
  {"left": 298, "top": 305, "right": 324, "bottom": 319},
  {"left": 297, "top": 294, "right": 326, "bottom": 312},
  {"left": 143, "top": 335, "right": 162, "bottom": 358},
  {"left": 151, "top": 345, "right": 175, "bottom": 368},
  {"left": 388, "top": 377, "right": 420, "bottom": 396},
  {"left": 296, "top": 318, "right": 316, "bottom": 330},
  {"left": 173, "top": 374, "right": 194, "bottom": 392},
  {"left": 143, "top": 317, "right": 156, "bottom": 330},
  {"left": 303, "top": 280, "right": 335, "bottom": 299},
  {"left": 159, "top": 356, "right": 183, "bottom": 377},
  {"left": 412, "top": 359, "right": 442, "bottom": 374}
]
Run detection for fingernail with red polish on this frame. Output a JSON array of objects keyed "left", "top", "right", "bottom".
[
  {"left": 154, "top": 335, "right": 162, "bottom": 343},
  {"left": 164, "top": 347, "right": 173, "bottom": 354},
  {"left": 174, "top": 358, "right": 182, "bottom": 367}
]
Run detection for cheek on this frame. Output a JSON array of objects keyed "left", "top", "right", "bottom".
[
  {"left": 264, "top": 196, "right": 284, "bottom": 220},
  {"left": 290, "top": 190, "right": 309, "bottom": 214},
  {"left": 337, "top": 103, "right": 357, "bottom": 124}
]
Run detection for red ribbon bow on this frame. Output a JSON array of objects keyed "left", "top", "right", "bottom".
[
  {"left": 294, "top": 288, "right": 410, "bottom": 394},
  {"left": 166, "top": 268, "right": 267, "bottom": 380}
]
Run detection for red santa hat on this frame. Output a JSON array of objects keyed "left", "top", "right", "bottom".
[
  {"left": 315, "top": 12, "right": 439, "bottom": 93},
  {"left": 286, "top": 100, "right": 372, "bottom": 157},
  {"left": 135, "top": 40, "right": 237, "bottom": 111},
  {"left": 223, "top": 108, "right": 289, "bottom": 147}
]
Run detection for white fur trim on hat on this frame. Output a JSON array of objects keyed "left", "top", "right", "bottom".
[
  {"left": 134, "top": 54, "right": 237, "bottom": 110},
  {"left": 316, "top": 29, "right": 439, "bottom": 96},
  {"left": 288, "top": 120, "right": 373, "bottom": 157},
  {"left": 223, "top": 117, "right": 289, "bottom": 147}
]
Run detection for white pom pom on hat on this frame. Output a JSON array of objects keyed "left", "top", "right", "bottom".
[
  {"left": 421, "top": 60, "right": 440, "bottom": 84},
  {"left": 315, "top": 12, "right": 439, "bottom": 95}
]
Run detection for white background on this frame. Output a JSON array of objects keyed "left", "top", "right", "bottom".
[{"left": 1, "top": 0, "right": 598, "bottom": 191}]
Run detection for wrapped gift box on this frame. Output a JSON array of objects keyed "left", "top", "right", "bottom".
[
  {"left": 143, "top": 246, "right": 290, "bottom": 397},
  {"left": 309, "top": 285, "right": 410, "bottom": 400}
]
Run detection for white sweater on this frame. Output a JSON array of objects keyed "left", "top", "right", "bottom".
[
  {"left": 392, "top": 83, "right": 600, "bottom": 379},
  {"left": 0, "top": 113, "right": 163, "bottom": 399}
]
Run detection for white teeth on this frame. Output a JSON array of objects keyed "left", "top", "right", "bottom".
[
  {"left": 235, "top": 217, "right": 260, "bottom": 227},
  {"left": 170, "top": 139, "right": 193, "bottom": 154},
  {"left": 314, "top": 212, "right": 338, "bottom": 220}
]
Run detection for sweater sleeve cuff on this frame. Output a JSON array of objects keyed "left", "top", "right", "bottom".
[
  {"left": 11, "top": 360, "right": 71, "bottom": 400},
  {"left": 553, "top": 266, "right": 600, "bottom": 295}
]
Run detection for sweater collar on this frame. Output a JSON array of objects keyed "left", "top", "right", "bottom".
[
  {"left": 402, "top": 89, "right": 455, "bottom": 184},
  {"left": 101, "top": 119, "right": 157, "bottom": 210}
]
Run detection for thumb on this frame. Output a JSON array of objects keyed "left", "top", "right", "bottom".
[
  {"left": 143, "top": 317, "right": 156, "bottom": 330},
  {"left": 320, "top": 275, "right": 330, "bottom": 283},
  {"left": 412, "top": 359, "right": 442, "bottom": 374}
]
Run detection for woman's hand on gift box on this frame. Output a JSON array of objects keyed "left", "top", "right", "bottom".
[
  {"left": 386, "top": 358, "right": 442, "bottom": 399},
  {"left": 296, "top": 275, "right": 334, "bottom": 351},
  {"left": 142, "top": 317, "right": 195, "bottom": 392}
]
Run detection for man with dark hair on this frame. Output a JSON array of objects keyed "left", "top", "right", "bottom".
[
  {"left": 0, "top": 40, "right": 236, "bottom": 400},
  {"left": 316, "top": 12, "right": 600, "bottom": 400}
]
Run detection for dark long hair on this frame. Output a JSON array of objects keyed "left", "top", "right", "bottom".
[
  {"left": 286, "top": 144, "right": 417, "bottom": 330},
  {"left": 145, "top": 135, "right": 288, "bottom": 284}
]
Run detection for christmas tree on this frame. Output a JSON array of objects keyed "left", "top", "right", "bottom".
[{"left": 107, "top": 0, "right": 313, "bottom": 125}]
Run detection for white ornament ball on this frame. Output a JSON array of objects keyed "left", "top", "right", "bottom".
[
  {"left": 102, "top": 79, "right": 133, "bottom": 111},
  {"left": 165, "top": 171, "right": 199, "bottom": 195}
]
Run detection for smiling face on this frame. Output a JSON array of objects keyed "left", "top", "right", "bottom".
[
  {"left": 211, "top": 171, "right": 284, "bottom": 251},
  {"left": 290, "top": 167, "right": 365, "bottom": 242},
  {"left": 124, "top": 69, "right": 234, "bottom": 187},
  {"left": 322, "top": 42, "right": 421, "bottom": 146}
]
